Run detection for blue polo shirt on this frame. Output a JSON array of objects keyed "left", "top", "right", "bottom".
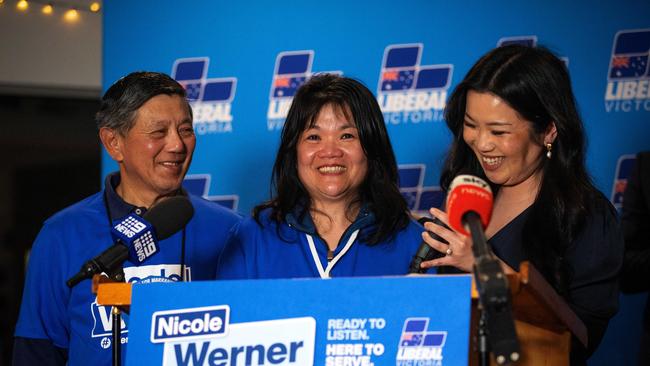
[
  {"left": 14, "top": 172, "right": 241, "bottom": 366},
  {"left": 217, "top": 206, "right": 434, "bottom": 279}
]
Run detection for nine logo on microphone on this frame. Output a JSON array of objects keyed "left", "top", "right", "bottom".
[{"left": 111, "top": 214, "right": 160, "bottom": 265}]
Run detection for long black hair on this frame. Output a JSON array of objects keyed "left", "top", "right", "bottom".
[
  {"left": 254, "top": 73, "right": 410, "bottom": 245},
  {"left": 442, "top": 45, "right": 602, "bottom": 295}
]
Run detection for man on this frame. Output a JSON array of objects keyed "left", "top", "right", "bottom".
[
  {"left": 13, "top": 72, "right": 241, "bottom": 365},
  {"left": 620, "top": 151, "right": 650, "bottom": 365}
]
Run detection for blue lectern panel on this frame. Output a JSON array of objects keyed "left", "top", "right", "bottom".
[{"left": 126, "top": 275, "right": 471, "bottom": 366}]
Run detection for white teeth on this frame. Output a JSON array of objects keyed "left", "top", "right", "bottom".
[
  {"left": 482, "top": 156, "right": 503, "bottom": 166},
  {"left": 162, "top": 162, "right": 181, "bottom": 166},
  {"left": 318, "top": 166, "right": 346, "bottom": 173}
]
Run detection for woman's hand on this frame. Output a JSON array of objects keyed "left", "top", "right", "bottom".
[{"left": 420, "top": 207, "right": 475, "bottom": 272}]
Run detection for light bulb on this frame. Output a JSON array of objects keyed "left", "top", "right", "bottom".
[
  {"left": 42, "top": 4, "right": 53, "bottom": 14},
  {"left": 89, "top": 2, "right": 100, "bottom": 12},
  {"left": 16, "top": 0, "right": 29, "bottom": 11},
  {"left": 63, "top": 8, "right": 79, "bottom": 22}
]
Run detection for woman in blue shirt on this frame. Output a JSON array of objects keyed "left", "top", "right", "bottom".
[{"left": 217, "top": 74, "right": 428, "bottom": 279}]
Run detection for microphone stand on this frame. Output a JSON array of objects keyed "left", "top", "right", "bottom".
[
  {"left": 112, "top": 306, "right": 122, "bottom": 366},
  {"left": 73, "top": 263, "right": 126, "bottom": 366},
  {"left": 91, "top": 273, "right": 127, "bottom": 366},
  {"left": 464, "top": 211, "right": 520, "bottom": 365}
]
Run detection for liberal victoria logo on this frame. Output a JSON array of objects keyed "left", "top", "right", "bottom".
[
  {"left": 497, "top": 35, "right": 569, "bottom": 65},
  {"left": 183, "top": 174, "right": 239, "bottom": 210},
  {"left": 377, "top": 44, "right": 452, "bottom": 125},
  {"left": 399, "top": 165, "right": 444, "bottom": 216},
  {"left": 497, "top": 35, "right": 537, "bottom": 48},
  {"left": 605, "top": 29, "right": 650, "bottom": 113},
  {"left": 172, "top": 57, "right": 237, "bottom": 134},
  {"left": 611, "top": 154, "right": 637, "bottom": 212},
  {"left": 397, "top": 318, "right": 447, "bottom": 366},
  {"left": 267, "top": 50, "right": 342, "bottom": 131}
]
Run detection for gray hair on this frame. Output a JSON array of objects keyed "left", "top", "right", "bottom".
[{"left": 95, "top": 71, "right": 192, "bottom": 135}]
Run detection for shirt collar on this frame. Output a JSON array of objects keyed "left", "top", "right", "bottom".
[
  {"left": 103, "top": 172, "right": 146, "bottom": 221},
  {"left": 285, "top": 202, "right": 375, "bottom": 236}
]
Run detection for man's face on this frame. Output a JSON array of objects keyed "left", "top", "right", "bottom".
[{"left": 114, "top": 94, "right": 195, "bottom": 206}]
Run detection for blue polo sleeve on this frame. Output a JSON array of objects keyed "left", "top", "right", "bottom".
[
  {"left": 14, "top": 221, "right": 72, "bottom": 361},
  {"left": 215, "top": 221, "right": 251, "bottom": 279}
]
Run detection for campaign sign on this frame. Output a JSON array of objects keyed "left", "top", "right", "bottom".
[
  {"left": 126, "top": 275, "right": 472, "bottom": 365},
  {"left": 151, "top": 305, "right": 229, "bottom": 343}
]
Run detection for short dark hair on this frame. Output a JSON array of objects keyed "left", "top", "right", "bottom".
[
  {"left": 442, "top": 44, "right": 603, "bottom": 294},
  {"left": 96, "top": 71, "right": 191, "bottom": 135},
  {"left": 255, "top": 73, "right": 410, "bottom": 245}
]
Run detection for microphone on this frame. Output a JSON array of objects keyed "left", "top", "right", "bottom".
[
  {"left": 446, "top": 175, "right": 519, "bottom": 365},
  {"left": 66, "top": 196, "right": 194, "bottom": 288},
  {"left": 446, "top": 174, "right": 493, "bottom": 237},
  {"left": 408, "top": 217, "right": 449, "bottom": 274}
]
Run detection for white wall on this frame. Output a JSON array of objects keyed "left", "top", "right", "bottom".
[{"left": 0, "top": 2, "right": 101, "bottom": 97}]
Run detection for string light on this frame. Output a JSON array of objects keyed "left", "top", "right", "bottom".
[
  {"left": 7, "top": 1, "right": 101, "bottom": 19},
  {"left": 63, "top": 7, "right": 78, "bottom": 22},
  {"left": 16, "top": 0, "right": 28, "bottom": 11},
  {"left": 41, "top": 3, "right": 53, "bottom": 14}
]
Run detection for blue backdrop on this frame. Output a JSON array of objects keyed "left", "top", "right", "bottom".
[{"left": 102, "top": 1, "right": 650, "bottom": 364}]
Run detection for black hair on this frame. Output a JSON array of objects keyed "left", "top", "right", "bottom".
[
  {"left": 96, "top": 71, "right": 191, "bottom": 135},
  {"left": 254, "top": 73, "right": 410, "bottom": 245},
  {"left": 442, "top": 44, "right": 603, "bottom": 295}
]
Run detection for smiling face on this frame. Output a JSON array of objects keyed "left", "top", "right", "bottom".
[
  {"left": 463, "top": 90, "right": 554, "bottom": 188},
  {"left": 296, "top": 103, "right": 368, "bottom": 207},
  {"left": 105, "top": 94, "right": 195, "bottom": 207}
]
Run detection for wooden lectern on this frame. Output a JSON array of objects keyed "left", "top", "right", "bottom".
[{"left": 468, "top": 261, "right": 587, "bottom": 365}]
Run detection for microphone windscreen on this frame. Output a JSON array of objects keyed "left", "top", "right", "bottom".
[
  {"left": 446, "top": 175, "right": 493, "bottom": 235},
  {"left": 144, "top": 196, "right": 194, "bottom": 239}
]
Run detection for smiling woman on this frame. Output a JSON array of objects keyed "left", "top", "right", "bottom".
[
  {"left": 297, "top": 103, "right": 367, "bottom": 202},
  {"left": 462, "top": 90, "right": 555, "bottom": 190},
  {"left": 216, "top": 74, "right": 432, "bottom": 279},
  {"left": 418, "top": 45, "right": 623, "bottom": 364}
]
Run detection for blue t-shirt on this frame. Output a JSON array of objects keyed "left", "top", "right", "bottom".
[
  {"left": 217, "top": 206, "right": 433, "bottom": 279},
  {"left": 13, "top": 173, "right": 241, "bottom": 366}
]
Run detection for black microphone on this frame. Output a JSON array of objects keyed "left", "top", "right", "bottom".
[
  {"left": 447, "top": 175, "right": 519, "bottom": 365},
  {"left": 66, "top": 196, "right": 194, "bottom": 288},
  {"left": 408, "top": 217, "right": 450, "bottom": 274}
]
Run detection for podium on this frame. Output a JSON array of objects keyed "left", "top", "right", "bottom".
[
  {"left": 467, "top": 262, "right": 587, "bottom": 365},
  {"left": 95, "top": 262, "right": 586, "bottom": 365},
  {"left": 97, "top": 275, "right": 473, "bottom": 365}
]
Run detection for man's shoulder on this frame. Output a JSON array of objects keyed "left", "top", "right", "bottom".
[
  {"left": 43, "top": 191, "right": 105, "bottom": 228},
  {"left": 187, "top": 194, "right": 242, "bottom": 223}
]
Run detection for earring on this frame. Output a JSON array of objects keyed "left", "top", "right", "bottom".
[{"left": 546, "top": 143, "right": 552, "bottom": 159}]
